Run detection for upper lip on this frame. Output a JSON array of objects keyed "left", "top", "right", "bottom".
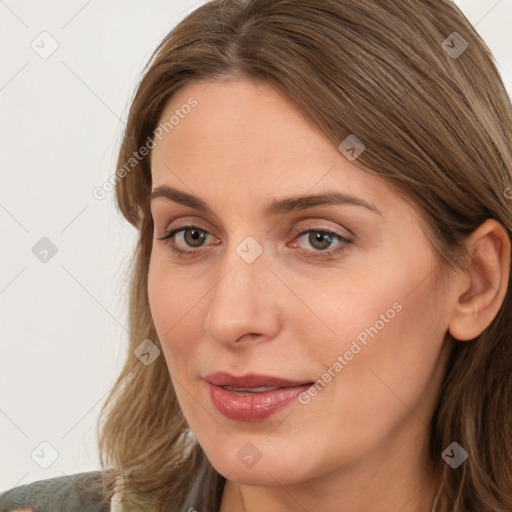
[{"left": 204, "top": 372, "right": 314, "bottom": 388}]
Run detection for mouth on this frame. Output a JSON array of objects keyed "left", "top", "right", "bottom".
[
  {"left": 219, "top": 385, "right": 289, "bottom": 395},
  {"left": 203, "top": 372, "right": 315, "bottom": 421}
]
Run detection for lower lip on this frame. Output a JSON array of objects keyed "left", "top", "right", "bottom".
[{"left": 206, "top": 381, "right": 312, "bottom": 422}]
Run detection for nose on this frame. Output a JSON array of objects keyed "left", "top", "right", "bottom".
[{"left": 204, "top": 241, "right": 281, "bottom": 348}]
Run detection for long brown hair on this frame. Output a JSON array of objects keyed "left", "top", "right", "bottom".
[{"left": 96, "top": 1, "right": 512, "bottom": 510}]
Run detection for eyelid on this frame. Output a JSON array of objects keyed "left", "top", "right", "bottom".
[
  {"left": 156, "top": 214, "right": 351, "bottom": 235},
  {"left": 290, "top": 220, "right": 352, "bottom": 240},
  {"left": 157, "top": 218, "right": 350, "bottom": 242},
  {"left": 153, "top": 215, "right": 217, "bottom": 239}
]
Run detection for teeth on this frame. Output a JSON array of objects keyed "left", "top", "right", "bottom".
[{"left": 223, "top": 385, "right": 281, "bottom": 392}]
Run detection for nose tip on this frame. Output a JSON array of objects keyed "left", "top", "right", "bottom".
[{"left": 202, "top": 264, "right": 282, "bottom": 348}]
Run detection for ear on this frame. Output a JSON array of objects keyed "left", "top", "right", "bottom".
[{"left": 448, "top": 219, "right": 511, "bottom": 341}]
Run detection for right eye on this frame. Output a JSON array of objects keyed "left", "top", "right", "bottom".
[{"left": 156, "top": 225, "right": 219, "bottom": 257}]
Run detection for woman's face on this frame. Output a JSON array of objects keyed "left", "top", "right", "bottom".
[{"left": 148, "top": 79, "right": 454, "bottom": 488}]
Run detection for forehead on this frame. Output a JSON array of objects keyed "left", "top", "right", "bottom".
[
  {"left": 153, "top": 79, "right": 326, "bottom": 160},
  {"left": 149, "top": 79, "right": 416, "bottom": 225}
]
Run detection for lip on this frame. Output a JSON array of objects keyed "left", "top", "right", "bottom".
[
  {"left": 204, "top": 372, "right": 314, "bottom": 422},
  {"left": 204, "top": 372, "right": 313, "bottom": 388}
]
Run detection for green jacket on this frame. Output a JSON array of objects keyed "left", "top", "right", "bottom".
[
  {"left": 0, "top": 461, "right": 225, "bottom": 511},
  {"left": 0, "top": 471, "right": 111, "bottom": 512}
]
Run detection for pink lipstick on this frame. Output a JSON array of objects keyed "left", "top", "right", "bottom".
[{"left": 204, "top": 372, "right": 314, "bottom": 422}]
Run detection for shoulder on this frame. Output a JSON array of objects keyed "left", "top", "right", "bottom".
[{"left": 0, "top": 471, "right": 111, "bottom": 512}]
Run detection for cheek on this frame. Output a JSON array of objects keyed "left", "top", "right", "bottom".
[
  {"left": 315, "top": 241, "right": 445, "bottom": 369},
  {"left": 299, "top": 256, "right": 446, "bottom": 431},
  {"left": 147, "top": 262, "right": 211, "bottom": 433},
  {"left": 147, "top": 256, "right": 208, "bottom": 373},
  {"left": 148, "top": 258, "right": 172, "bottom": 334}
]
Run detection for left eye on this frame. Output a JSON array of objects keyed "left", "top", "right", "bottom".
[
  {"left": 290, "top": 227, "right": 353, "bottom": 258},
  {"left": 294, "top": 229, "right": 348, "bottom": 252}
]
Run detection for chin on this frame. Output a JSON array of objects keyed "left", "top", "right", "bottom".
[
  {"left": 219, "top": 465, "right": 299, "bottom": 487},
  {"left": 207, "top": 449, "right": 310, "bottom": 487}
]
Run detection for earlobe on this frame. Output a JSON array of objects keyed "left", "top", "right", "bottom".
[{"left": 448, "top": 219, "right": 511, "bottom": 342}]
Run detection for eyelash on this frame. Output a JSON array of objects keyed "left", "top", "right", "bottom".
[{"left": 156, "top": 224, "right": 353, "bottom": 260}]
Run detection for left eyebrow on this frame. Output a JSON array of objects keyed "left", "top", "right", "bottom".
[{"left": 149, "top": 185, "right": 382, "bottom": 216}]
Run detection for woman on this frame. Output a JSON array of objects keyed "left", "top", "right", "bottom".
[{"left": 2, "top": 1, "right": 511, "bottom": 511}]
